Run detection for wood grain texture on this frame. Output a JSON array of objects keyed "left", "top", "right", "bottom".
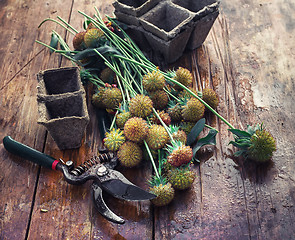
[{"left": 0, "top": 0, "right": 295, "bottom": 239}]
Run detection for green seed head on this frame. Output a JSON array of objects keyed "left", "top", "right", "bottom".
[
  {"left": 167, "top": 167, "right": 196, "bottom": 190},
  {"left": 248, "top": 129, "right": 276, "bottom": 162},
  {"left": 84, "top": 28, "right": 105, "bottom": 48},
  {"left": 149, "top": 90, "right": 169, "bottom": 110},
  {"left": 104, "top": 128, "right": 125, "bottom": 151},
  {"left": 142, "top": 70, "right": 165, "bottom": 92},
  {"left": 116, "top": 110, "right": 131, "bottom": 129},
  {"left": 150, "top": 182, "right": 175, "bottom": 207},
  {"left": 92, "top": 88, "right": 106, "bottom": 108}
]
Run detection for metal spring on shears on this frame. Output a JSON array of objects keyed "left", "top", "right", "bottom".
[{"left": 70, "top": 152, "right": 114, "bottom": 176}]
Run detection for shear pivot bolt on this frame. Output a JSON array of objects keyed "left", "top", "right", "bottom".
[{"left": 97, "top": 165, "right": 108, "bottom": 176}]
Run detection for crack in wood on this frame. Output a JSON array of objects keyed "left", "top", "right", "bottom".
[{"left": 0, "top": 48, "right": 44, "bottom": 92}]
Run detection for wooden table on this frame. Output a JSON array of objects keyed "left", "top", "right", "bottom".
[{"left": 1, "top": 0, "right": 295, "bottom": 239}]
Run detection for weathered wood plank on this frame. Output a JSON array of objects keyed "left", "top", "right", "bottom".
[
  {"left": 27, "top": 1, "right": 153, "bottom": 239},
  {"left": 0, "top": 0, "right": 71, "bottom": 239},
  {"left": 155, "top": 0, "right": 295, "bottom": 239}
]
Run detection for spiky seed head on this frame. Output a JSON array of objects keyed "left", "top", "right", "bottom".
[
  {"left": 103, "top": 128, "right": 125, "bottom": 151},
  {"left": 151, "top": 110, "right": 171, "bottom": 126},
  {"left": 117, "top": 141, "right": 142, "bottom": 167},
  {"left": 92, "top": 88, "right": 106, "bottom": 108},
  {"left": 149, "top": 90, "right": 169, "bottom": 110},
  {"left": 124, "top": 117, "right": 149, "bottom": 143},
  {"left": 100, "top": 68, "right": 116, "bottom": 84},
  {"left": 167, "top": 142, "right": 193, "bottom": 167},
  {"left": 129, "top": 94, "right": 153, "bottom": 118},
  {"left": 182, "top": 98, "right": 205, "bottom": 122},
  {"left": 146, "top": 125, "right": 170, "bottom": 150},
  {"left": 168, "top": 103, "right": 183, "bottom": 122},
  {"left": 73, "top": 31, "right": 86, "bottom": 50},
  {"left": 150, "top": 182, "right": 175, "bottom": 207},
  {"left": 248, "top": 129, "right": 276, "bottom": 162},
  {"left": 142, "top": 70, "right": 165, "bottom": 92},
  {"left": 202, "top": 88, "right": 219, "bottom": 109},
  {"left": 102, "top": 87, "right": 123, "bottom": 109},
  {"left": 167, "top": 167, "right": 196, "bottom": 190},
  {"left": 172, "top": 130, "right": 187, "bottom": 144},
  {"left": 84, "top": 28, "right": 105, "bottom": 48},
  {"left": 116, "top": 110, "right": 131, "bottom": 129},
  {"left": 173, "top": 67, "right": 193, "bottom": 90}
]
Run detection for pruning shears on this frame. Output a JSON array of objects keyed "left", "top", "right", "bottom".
[{"left": 3, "top": 136, "right": 155, "bottom": 224}]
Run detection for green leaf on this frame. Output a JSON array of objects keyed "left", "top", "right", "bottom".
[
  {"left": 49, "top": 33, "right": 59, "bottom": 53},
  {"left": 74, "top": 46, "right": 121, "bottom": 61},
  {"left": 186, "top": 118, "right": 206, "bottom": 146},
  {"left": 228, "top": 128, "right": 252, "bottom": 138},
  {"left": 192, "top": 129, "right": 218, "bottom": 158},
  {"left": 229, "top": 141, "right": 250, "bottom": 149},
  {"left": 83, "top": 19, "right": 92, "bottom": 30}
]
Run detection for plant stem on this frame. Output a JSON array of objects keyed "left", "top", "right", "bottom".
[
  {"left": 144, "top": 141, "right": 160, "bottom": 179},
  {"left": 38, "top": 18, "right": 76, "bottom": 35},
  {"left": 112, "top": 54, "right": 235, "bottom": 129},
  {"left": 152, "top": 108, "right": 175, "bottom": 143},
  {"left": 205, "top": 124, "right": 219, "bottom": 132}
]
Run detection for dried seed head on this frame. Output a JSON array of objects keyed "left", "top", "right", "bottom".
[
  {"left": 142, "top": 70, "right": 165, "bottom": 92},
  {"left": 146, "top": 125, "right": 170, "bottom": 150},
  {"left": 73, "top": 31, "right": 86, "bottom": 50},
  {"left": 182, "top": 98, "right": 205, "bottom": 122},
  {"left": 129, "top": 94, "right": 153, "bottom": 118},
  {"left": 173, "top": 67, "right": 193, "bottom": 90},
  {"left": 202, "top": 88, "right": 219, "bottom": 109},
  {"left": 124, "top": 117, "right": 149, "bottom": 143},
  {"left": 117, "top": 141, "right": 142, "bottom": 167}
]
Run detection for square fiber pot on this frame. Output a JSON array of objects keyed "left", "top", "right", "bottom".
[
  {"left": 36, "top": 67, "right": 89, "bottom": 150},
  {"left": 114, "top": 10, "right": 141, "bottom": 26},
  {"left": 139, "top": 1, "right": 194, "bottom": 41},
  {"left": 171, "top": 0, "right": 220, "bottom": 50},
  {"left": 143, "top": 26, "right": 193, "bottom": 63},
  {"left": 186, "top": 9, "right": 219, "bottom": 50},
  {"left": 113, "top": 0, "right": 160, "bottom": 17}
]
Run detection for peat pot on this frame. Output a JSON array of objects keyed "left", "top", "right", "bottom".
[
  {"left": 113, "top": 0, "right": 219, "bottom": 63},
  {"left": 36, "top": 67, "right": 89, "bottom": 150}
]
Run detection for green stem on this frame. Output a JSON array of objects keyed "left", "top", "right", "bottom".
[
  {"left": 205, "top": 124, "right": 219, "bottom": 132},
  {"left": 38, "top": 18, "right": 76, "bottom": 35},
  {"left": 152, "top": 108, "right": 175, "bottom": 143},
  {"left": 56, "top": 16, "right": 79, "bottom": 34},
  {"left": 113, "top": 54, "right": 234, "bottom": 129},
  {"left": 35, "top": 40, "right": 81, "bottom": 64},
  {"left": 93, "top": 49, "right": 137, "bottom": 96},
  {"left": 144, "top": 141, "right": 160, "bottom": 179}
]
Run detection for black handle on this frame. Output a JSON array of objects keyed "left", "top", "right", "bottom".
[{"left": 3, "top": 136, "right": 59, "bottom": 170}]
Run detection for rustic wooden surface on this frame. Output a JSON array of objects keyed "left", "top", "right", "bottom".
[{"left": 0, "top": 0, "right": 294, "bottom": 239}]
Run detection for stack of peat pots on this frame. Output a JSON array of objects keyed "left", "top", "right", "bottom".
[
  {"left": 113, "top": 0, "right": 220, "bottom": 64},
  {"left": 36, "top": 67, "right": 89, "bottom": 150}
]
